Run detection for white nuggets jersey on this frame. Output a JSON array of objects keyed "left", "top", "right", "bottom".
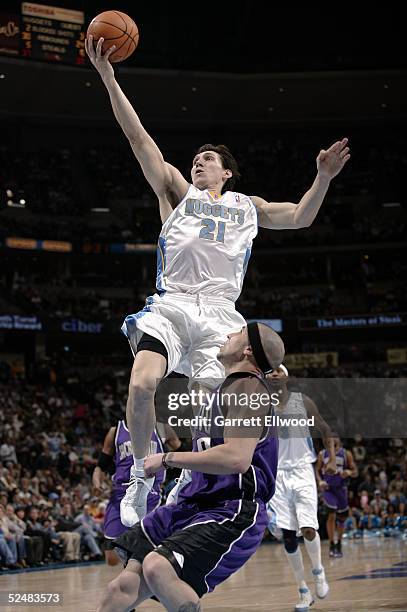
[
  {"left": 277, "top": 392, "right": 316, "bottom": 470},
  {"left": 156, "top": 185, "right": 258, "bottom": 302}
]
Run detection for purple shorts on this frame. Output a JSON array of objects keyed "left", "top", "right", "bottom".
[
  {"left": 104, "top": 487, "right": 162, "bottom": 540},
  {"left": 323, "top": 486, "right": 349, "bottom": 512},
  {"left": 114, "top": 498, "right": 267, "bottom": 597}
]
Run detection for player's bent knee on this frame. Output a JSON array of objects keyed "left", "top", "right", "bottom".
[
  {"left": 336, "top": 510, "right": 347, "bottom": 526},
  {"left": 282, "top": 529, "right": 298, "bottom": 553},
  {"left": 142, "top": 552, "right": 171, "bottom": 585},
  {"left": 128, "top": 363, "right": 160, "bottom": 401},
  {"left": 301, "top": 527, "right": 316, "bottom": 541},
  {"left": 106, "top": 577, "right": 122, "bottom": 598},
  {"left": 128, "top": 379, "right": 157, "bottom": 400}
]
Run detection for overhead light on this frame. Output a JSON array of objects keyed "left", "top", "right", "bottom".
[
  {"left": 382, "top": 202, "right": 400, "bottom": 208},
  {"left": 0, "top": 74, "right": 6, "bottom": 79},
  {"left": 91, "top": 207, "right": 110, "bottom": 213},
  {"left": 20, "top": 199, "right": 26, "bottom": 205}
]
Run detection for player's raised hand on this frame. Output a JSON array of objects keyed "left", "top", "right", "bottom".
[
  {"left": 317, "top": 138, "right": 350, "bottom": 180},
  {"left": 85, "top": 35, "right": 116, "bottom": 82}
]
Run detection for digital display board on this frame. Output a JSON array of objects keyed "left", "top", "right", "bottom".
[
  {"left": 299, "top": 313, "right": 407, "bottom": 331},
  {"left": 0, "top": 3, "right": 85, "bottom": 65}
]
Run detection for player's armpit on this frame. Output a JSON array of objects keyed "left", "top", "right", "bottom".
[{"left": 165, "top": 163, "right": 190, "bottom": 204}]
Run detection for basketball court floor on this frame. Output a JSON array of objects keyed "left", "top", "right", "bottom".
[{"left": 1, "top": 539, "right": 406, "bottom": 611}]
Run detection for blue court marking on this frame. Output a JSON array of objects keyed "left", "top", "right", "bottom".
[{"left": 341, "top": 560, "right": 407, "bottom": 580}]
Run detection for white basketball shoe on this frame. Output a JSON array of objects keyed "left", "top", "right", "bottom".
[
  {"left": 294, "top": 587, "right": 315, "bottom": 611},
  {"left": 166, "top": 469, "right": 192, "bottom": 505},
  {"left": 120, "top": 465, "right": 154, "bottom": 527},
  {"left": 312, "top": 566, "right": 330, "bottom": 599}
]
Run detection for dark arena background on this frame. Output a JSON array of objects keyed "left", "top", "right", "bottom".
[{"left": 0, "top": 2, "right": 406, "bottom": 611}]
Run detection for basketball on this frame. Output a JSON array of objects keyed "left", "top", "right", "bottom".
[{"left": 87, "top": 11, "right": 139, "bottom": 63}]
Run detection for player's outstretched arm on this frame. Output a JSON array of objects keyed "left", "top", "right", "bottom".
[
  {"left": 85, "top": 36, "right": 188, "bottom": 210},
  {"left": 92, "top": 426, "right": 116, "bottom": 494},
  {"left": 144, "top": 377, "right": 268, "bottom": 476},
  {"left": 303, "top": 394, "right": 337, "bottom": 473},
  {"left": 251, "top": 138, "right": 350, "bottom": 229},
  {"left": 343, "top": 450, "right": 358, "bottom": 479},
  {"left": 315, "top": 452, "right": 329, "bottom": 489}
]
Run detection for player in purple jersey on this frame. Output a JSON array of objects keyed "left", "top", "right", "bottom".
[
  {"left": 92, "top": 421, "right": 181, "bottom": 566},
  {"left": 316, "top": 434, "right": 358, "bottom": 558},
  {"left": 95, "top": 322, "right": 284, "bottom": 612}
]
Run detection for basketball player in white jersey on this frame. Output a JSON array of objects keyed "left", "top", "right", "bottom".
[
  {"left": 85, "top": 36, "right": 351, "bottom": 527},
  {"left": 267, "top": 366, "right": 336, "bottom": 612}
]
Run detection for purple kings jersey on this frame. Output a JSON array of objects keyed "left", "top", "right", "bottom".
[
  {"left": 178, "top": 373, "right": 279, "bottom": 505},
  {"left": 112, "top": 420, "right": 165, "bottom": 492},
  {"left": 323, "top": 447, "right": 347, "bottom": 488}
]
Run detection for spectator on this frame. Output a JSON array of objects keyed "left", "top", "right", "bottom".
[
  {"left": 25, "top": 507, "right": 51, "bottom": 562},
  {"left": 358, "top": 472, "right": 376, "bottom": 497},
  {"left": 4, "top": 504, "right": 28, "bottom": 567},
  {"left": 56, "top": 504, "right": 102, "bottom": 560},
  {"left": 0, "top": 505, "right": 20, "bottom": 568},
  {"left": 0, "top": 437, "right": 17, "bottom": 464},
  {"left": 352, "top": 436, "right": 367, "bottom": 463},
  {"left": 370, "top": 490, "right": 389, "bottom": 516},
  {"left": 388, "top": 481, "right": 406, "bottom": 514}
]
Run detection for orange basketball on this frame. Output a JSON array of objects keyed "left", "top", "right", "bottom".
[{"left": 87, "top": 11, "right": 139, "bottom": 63}]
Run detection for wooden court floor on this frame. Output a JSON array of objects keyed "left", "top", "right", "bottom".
[{"left": 1, "top": 538, "right": 406, "bottom": 611}]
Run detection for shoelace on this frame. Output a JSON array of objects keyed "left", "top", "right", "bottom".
[{"left": 122, "top": 474, "right": 143, "bottom": 487}]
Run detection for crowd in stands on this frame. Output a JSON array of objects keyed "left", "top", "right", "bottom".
[
  {"left": 1, "top": 250, "right": 406, "bottom": 322},
  {"left": 0, "top": 373, "right": 120, "bottom": 570},
  {"left": 340, "top": 437, "right": 407, "bottom": 539},
  {"left": 1, "top": 131, "right": 406, "bottom": 246}
]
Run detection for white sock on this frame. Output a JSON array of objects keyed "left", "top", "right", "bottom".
[
  {"left": 285, "top": 548, "right": 307, "bottom": 589},
  {"left": 134, "top": 457, "right": 146, "bottom": 474},
  {"left": 304, "top": 532, "right": 322, "bottom": 572}
]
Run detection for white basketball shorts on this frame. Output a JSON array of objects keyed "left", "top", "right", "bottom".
[
  {"left": 121, "top": 292, "right": 246, "bottom": 385},
  {"left": 269, "top": 463, "right": 319, "bottom": 532}
]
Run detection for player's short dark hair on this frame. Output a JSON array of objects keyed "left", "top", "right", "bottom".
[{"left": 195, "top": 144, "right": 241, "bottom": 192}]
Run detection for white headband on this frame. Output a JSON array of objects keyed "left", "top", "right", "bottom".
[{"left": 279, "top": 364, "right": 289, "bottom": 377}]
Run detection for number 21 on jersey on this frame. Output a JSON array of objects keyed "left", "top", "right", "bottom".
[{"left": 199, "top": 219, "right": 226, "bottom": 242}]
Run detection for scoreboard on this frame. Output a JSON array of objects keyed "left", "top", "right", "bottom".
[{"left": 0, "top": 3, "right": 85, "bottom": 65}]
